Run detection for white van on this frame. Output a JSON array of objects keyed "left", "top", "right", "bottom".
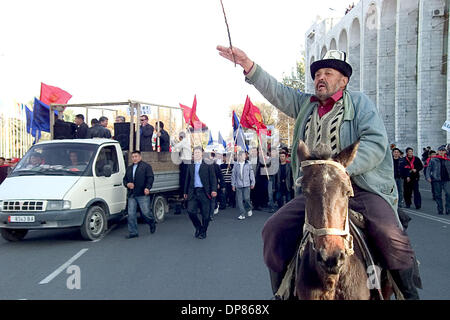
[{"left": 0, "top": 139, "right": 128, "bottom": 241}]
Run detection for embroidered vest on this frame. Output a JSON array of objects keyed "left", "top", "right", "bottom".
[{"left": 304, "top": 100, "right": 345, "bottom": 156}]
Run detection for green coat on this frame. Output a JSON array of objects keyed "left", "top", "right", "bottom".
[{"left": 245, "top": 64, "right": 402, "bottom": 228}]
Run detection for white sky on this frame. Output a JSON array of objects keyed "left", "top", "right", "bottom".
[{"left": 0, "top": 0, "right": 355, "bottom": 139}]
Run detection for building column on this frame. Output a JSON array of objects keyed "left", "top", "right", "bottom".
[
  {"left": 378, "top": 0, "right": 397, "bottom": 144},
  {"left": 417, "top": 0, "right": 447, "bottom": 150},
  {"left": 362, "top": 3, "right": 378, "bottom": 106},
  {"left": 395, "top": 0, "right": 419, "bottom": 151}
]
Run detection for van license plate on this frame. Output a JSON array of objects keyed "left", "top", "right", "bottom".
[{"left": 8, "top": 216, "right": 35, "bottom": 223}]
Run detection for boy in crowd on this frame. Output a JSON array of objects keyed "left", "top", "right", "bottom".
[{"left": 232, "top": 151, "right": 255, "bottom": 220}]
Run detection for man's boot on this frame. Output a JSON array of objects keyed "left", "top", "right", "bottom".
[
  {"left": 269, "top": 269, "right": 284, "bottom": 296},
  {"left": 390, "top": 267, "right": 420, "bottom": 300}
]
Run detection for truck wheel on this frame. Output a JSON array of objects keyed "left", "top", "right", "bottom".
[
  {"left": 1, "top": 229, "right": 28, "bottom": 242},
  {"left": 80, "top": 205, "right": 107, "bottom": 241},
  {"left": 152, "top": 195, "right": 167, "bottom": 223}
]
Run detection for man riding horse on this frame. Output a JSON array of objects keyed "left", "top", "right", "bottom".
[{"left": 217, "top": 46, "right": 420, "bottom": 299}]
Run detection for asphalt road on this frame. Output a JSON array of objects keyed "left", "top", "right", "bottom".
[{"left": 0, "top": 180, "right": 448, "bottom": 300}]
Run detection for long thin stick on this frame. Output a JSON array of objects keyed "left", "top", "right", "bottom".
[
  {"left": 219, "top": 0, "right": 236, "bottom": 67},
  {"left": 257, "top": 132, "right": 270, "bottom": 180}
]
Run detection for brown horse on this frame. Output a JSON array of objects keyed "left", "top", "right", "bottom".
[{"left": 293, "top": 140, "right": 393, "bottom": 300}]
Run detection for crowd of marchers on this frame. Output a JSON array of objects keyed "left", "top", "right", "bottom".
[
  {"left": 173, "top": 140, "right": 295, "bottom": 240},
  {"left": 392, "top": 143, "right": 450, "bottom": 215}
]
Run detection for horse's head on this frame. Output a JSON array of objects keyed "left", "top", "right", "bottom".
[{"left": 297, "top": 140, "right": 359, "bottom": 275}]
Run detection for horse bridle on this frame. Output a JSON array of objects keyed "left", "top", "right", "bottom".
[{"left": 300, "top": 160, "right": 354, "bottom": 257}]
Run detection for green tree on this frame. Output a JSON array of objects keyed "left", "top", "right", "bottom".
[
  {"left": 282, "top": 59, "right": 305, "bottom": 92},
  {"left": 278, "top": 57, "right": 306, "bottom": 148}
]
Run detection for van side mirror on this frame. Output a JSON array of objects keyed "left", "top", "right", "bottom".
[{"left": 103, "top": 165, "right": 112, "bottom": 177}]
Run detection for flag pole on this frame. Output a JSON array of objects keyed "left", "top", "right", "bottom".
[
  {"left": 227, "top": 126, "right": 240, "bottom": 175},
  {"left": 157, "top": 106, "right": 160, "bottom": 152},
  {"left": 20, "top": 104, "right": 24, "bottom": 158},
  {"left": 227, "top": 117, "right": 245, "bottom": 174},
  {"left": 257, "top": 131, "right": 270, "bottom": 180}
]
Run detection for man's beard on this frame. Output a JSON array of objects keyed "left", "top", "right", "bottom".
[{"left": 315, "top": 81, "right": 340, "bottom": 101}]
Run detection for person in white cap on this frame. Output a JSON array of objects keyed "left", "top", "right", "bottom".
[{"left": 217, "top": 45, "right": 421, "bottom": 299}]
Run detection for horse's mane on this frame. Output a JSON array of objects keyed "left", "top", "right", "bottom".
[{"left": 309, "top": 143, "right": 332, "bottom": 161}]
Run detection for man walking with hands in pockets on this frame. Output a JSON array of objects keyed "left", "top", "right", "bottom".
[
  {"left": 123, "top": 150, "right": 156, "bottom": 239},
  {"left": 232, "top": 151, "right": 255, "bottom": 220}
]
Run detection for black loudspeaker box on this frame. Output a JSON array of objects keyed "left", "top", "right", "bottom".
[{"left": 114, "top": 122, "right": 136, "bottom": 151}]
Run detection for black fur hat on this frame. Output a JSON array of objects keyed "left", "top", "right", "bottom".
[{"left": 310, "top": 50, "right": 352, "bottom": 80}]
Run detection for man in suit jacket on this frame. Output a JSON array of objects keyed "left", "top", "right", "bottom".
[
  {"left": 184, "top": 146, "right": 217, "bottom": 239},
  {"left": 123, "top": 150, "right": 155, "bottom": 238}
]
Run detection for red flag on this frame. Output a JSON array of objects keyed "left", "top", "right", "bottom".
[
  {"left": 179, "top": 95, "right": 208, "bottom": 131},
  {"left": 40, "top": 82, "right": 72, "bottom": 105},
  {"left": 241, "top": 96, "right": 266, "bottom": 134},
  {"left": 179, "top": 103, "right": 193, "bottom": 125}
]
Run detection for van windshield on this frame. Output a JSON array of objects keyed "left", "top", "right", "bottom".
[{"left": 11, "top": 143, "right": 98, "bottom": 177}]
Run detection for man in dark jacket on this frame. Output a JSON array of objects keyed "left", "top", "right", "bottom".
[
  {"left": 123, "top": 150, "right": 156, "bottom": 238},
  {"left": 155, "top": 121, "right": 170, "bottom": 152},
  {"left": 401, "top": 147, "right": 424, "bottom": 209},
  {"left": 87, "top": 116, "right": 112, "bottom": 138},
  {"left": 426, "top": 145, "right": 450, "bottom": 215},
  {"left": 139, "top": 115, "right": 154, "bottom": 151},
  {"left": 275, "top": 151, "right": 293, "bottom": 208},
  {"left": 74, "top": 114, "right": 89, "bottom": 139},
  {"left": 421, "top": 146, "right": 431, "bottom": 163},
  {"left": 392, "top": 148, "right": 404, "bottom": 208},
  {"left": 220, "top": 153, "right": 235, "bottom": 208},
  {"left": 184, "top": 147, "right": 217, "bottom": 239},
  {"left": 206, "top": 152, "right": 225, "bottom": 219},
  {"left": 249, "top": 148, "right": 268, "bottom": 210}
]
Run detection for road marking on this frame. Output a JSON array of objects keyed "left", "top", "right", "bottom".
[
  {"left": 403, "top": 208, "right": 450, "bottom": 225},
  {"left": 39, "top": 248, "right": 89, "bottom": 285},
  {"left": 419, "top": 188, "right": 432, "bottom": 193}
]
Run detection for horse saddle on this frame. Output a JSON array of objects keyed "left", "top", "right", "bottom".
[{"left": 349, "top": 209, "right": 422, "bottom": 298}]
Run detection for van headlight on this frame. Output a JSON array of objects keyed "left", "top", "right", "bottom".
[
  {"left": 47, "top": 200, "right": 71, "bottom": 211},
  {"left": 0, "top": 200, "right": 3, "bottom": 212}
]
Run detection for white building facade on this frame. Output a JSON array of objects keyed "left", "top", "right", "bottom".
[{"left": 305, "top": 0, "right": 449, "bottom": 153}]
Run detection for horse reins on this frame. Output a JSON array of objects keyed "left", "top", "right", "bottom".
[{"left": 300, "top": 160, "right": 354, "bottom": 257}]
